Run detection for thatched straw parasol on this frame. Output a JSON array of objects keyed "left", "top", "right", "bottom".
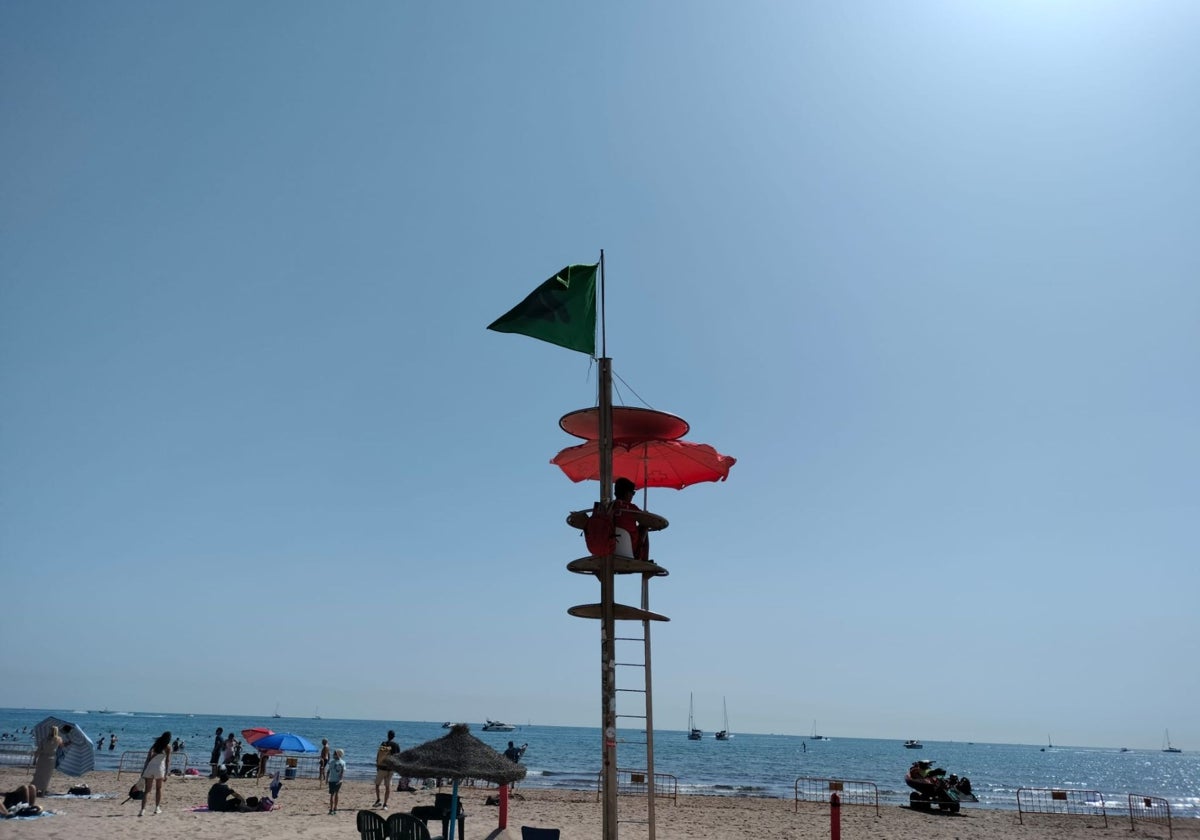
[
  {"left": 383, "top": 723, "right": 526, "bottom": 784},
  {"left": 383, "top": 724, "right": 525, "bottom": 840}
]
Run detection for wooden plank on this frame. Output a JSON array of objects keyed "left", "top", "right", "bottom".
[
  {"left": 567, "top": 556, "right": 669, "bottom": 577},
  {"left": 568, "top": 603, "right": 670, "bottom": 622}
]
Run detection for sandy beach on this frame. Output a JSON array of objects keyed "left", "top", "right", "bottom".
[{"left": 3, "top": 766, "right": 1194, "bottom": 840}]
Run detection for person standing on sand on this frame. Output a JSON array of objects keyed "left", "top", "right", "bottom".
[
  {"left": 373, "top": 730, "right": 400, "bottom": 809},
  {"left": 222, "top": 732, "right": 237, "bottom": 768},
  {"left": 209, "top": 727, "right": 223, "bottom": 777},
  {"left": 319, "top": 739, "right": 330, "bottom": 782},
  {"left": 32, "top": 726, "right": 61, "bottom": 795},
  {"left": 138, "top": 731, "right": 171, "bottom": 817},
  {"left": 327, "top": 748, "right": 345, "bottom": 815}
]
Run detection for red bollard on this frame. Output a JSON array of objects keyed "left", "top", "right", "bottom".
[
  {"left": 830, "top": 791, "right": 841, "bottom": 840},
  {"left": 499, "top": 783, "right": 509, "bottom": 829}
]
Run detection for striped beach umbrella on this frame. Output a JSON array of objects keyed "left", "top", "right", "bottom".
[{"left": 34, "top": 716, "right": 95, "bottom": 777}]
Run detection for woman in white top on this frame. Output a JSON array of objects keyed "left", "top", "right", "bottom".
[{"left": 139, "top": 732, "right": 171, "bottom": 817}]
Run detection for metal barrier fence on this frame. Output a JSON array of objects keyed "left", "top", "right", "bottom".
[
  {"left": 594, "top": 769, "right": 678, "bottom": 804},
  {"left": 117, "top": 750, "right": 191, "bottom": 778},
  {"left": 1129, "top": 794, "right": 1172, "bottom": 839},
  {"left": 279, "top": 754, "right": 322, "bottom": 781},
  {"left": 794, "top": 777, "right": 879, "bottom": 815},
  {"left": 0, "top": 745, "right": 34, "bottom": 768},
  {"left": 1016, "top": 787, "right": 1108, "bottom": 827}
]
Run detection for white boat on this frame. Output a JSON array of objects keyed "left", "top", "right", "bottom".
[
  {"left": 808, "top": 721, "right": 829, "bottom": 741},
  {"left": 904, "top": 739, "right": 923, "bottom": 749},
  {"left": 482, "top": 719, "right": 516, "bottom": 732},
  {"left": 687, "top": 693, "right": 702, "bottom": 740},
  {"left": 1163, "top": 730, "right": 1182, "bottom": 753},
  {"left": 715, "top": 697, "right": 733, "bottom": 741}
]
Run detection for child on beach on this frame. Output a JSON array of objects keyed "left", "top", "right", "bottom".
[{"left": 327, "top": 748, "right": 345, "bottom": 815}]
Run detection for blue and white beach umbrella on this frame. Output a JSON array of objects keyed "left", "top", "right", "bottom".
[{"left": 33, "top": 716, "right": 95, "bottom": 777}]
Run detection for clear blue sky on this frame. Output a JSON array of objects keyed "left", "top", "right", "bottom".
[{"left": 2, "top": 1, "right": 1196, "bottom": 750}]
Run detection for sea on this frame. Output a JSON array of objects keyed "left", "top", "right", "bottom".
[{"left": 2, "top": 708, "right": 1196, "bottom": 817}]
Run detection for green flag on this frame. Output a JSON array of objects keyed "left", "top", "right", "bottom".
[{"left": 487, "top": 263, "right": 598, "bottom": 356}]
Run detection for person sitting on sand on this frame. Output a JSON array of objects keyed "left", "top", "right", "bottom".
[{"left": 207, "top": 772, "right": 251, "bottom": 812}]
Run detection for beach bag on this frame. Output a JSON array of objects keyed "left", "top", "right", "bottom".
[
  {"left": 128, "top": 782, "right": 145, "bottom": 801},
  {"left": 584, "top": 503, "right": 616, "bottom": 556},
  {"left": 375, "top": 742, "right": 392, "bottom": 768},
  {"left": 69, "top": 785, "right": 91, "bottom": 795}
]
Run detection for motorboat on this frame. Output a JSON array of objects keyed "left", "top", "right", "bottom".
[
  {"left": 482, "top": 719, "right": 516, "bottom": 732},
  {"left": 904, "top": 740, "right": 923, "bottom": 749}
]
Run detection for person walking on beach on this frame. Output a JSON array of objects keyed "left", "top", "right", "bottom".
[
  {"left": 327, "top": 748, "right": 346, "bottom": 815},
  {"left": 319, "top": 739, "right": 330, "bottom": 782},
  {"left": 209, "top": 727, "right": 223, "bottom": 777},
  {"left": 138, "top": 731, "right": 171, "bottom": 816},
  {"left": 32, "top": 726, "right": 61, "bottom": 795},
  {"left": 373, "top": 730, "right": 400, "bottom": 809}
]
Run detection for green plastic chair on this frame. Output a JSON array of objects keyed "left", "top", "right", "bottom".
[
  {"left": 521, "top": 827, "right": 561, "bottom": 840},
  {"left": 386, "top": 812, "right": 433, "bottom": 840},
  {"left": 356, "top": 809, "right": 388, "bottom": 840}
]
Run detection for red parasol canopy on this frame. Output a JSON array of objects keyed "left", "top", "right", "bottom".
[
  {"left": 242, "top": 727, "right": 274, "bottom": 744},
  {"left": 552, "top": 438, "right": 736, "bottom": 490},
  {"left": 242, "top": 727, "right": 282, "bottom": 755}
]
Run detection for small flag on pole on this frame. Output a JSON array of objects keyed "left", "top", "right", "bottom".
[{"left": 487, "top": 263, "right": 598, "bottom": 356}]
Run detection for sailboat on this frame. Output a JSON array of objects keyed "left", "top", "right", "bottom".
[
  {"left": 1163, "top": 730, "right": 1182, "bottom": 753},
  {"left": 808, "top": 720, "right": 829, "bottom": 741},
  {"left": 272, "top": 703, "right": 282, "bottom": 719},
  {"left": 313, "top": 706, "right": 321, "bottom": 720},
  {"left": 715, "top": 697, "right": 733, "bottom": 741},
  {"left": 687, "top": 693, "right": 702, "bottom": 740}
]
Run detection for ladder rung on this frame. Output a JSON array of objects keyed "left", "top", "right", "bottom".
[
  {"left": 615, "top": 662, "right": 645, "bottom": 667},
  {"left": 615, "top": 688, "right": 646, "bottom": 693}
]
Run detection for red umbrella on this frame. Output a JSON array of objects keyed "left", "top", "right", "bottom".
[
  {"left": 241, "top": 727, "right": 283, "bottom": 756},
  {"left": 552, "top": 438, "right": 736, "bottom": 490},
  {"left": 242, "top": 728, "right": 274, "bottom": 744}
]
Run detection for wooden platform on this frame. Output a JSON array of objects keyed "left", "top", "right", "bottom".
[
  {"left": 567, "top": 556, "right": 669, "bottom": 576},
  {"left": 568, "top": 603, "right": 670, "bottom": 622}
]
